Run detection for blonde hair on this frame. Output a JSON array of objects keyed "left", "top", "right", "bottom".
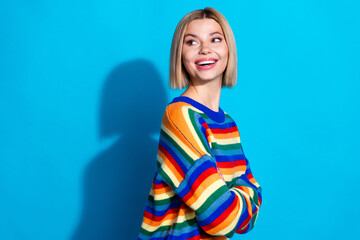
[{"left": 169, "top": 7, "right": 237, "bottom": 89}]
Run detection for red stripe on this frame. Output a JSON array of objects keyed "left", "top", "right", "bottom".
[
  {"left": 201, "top": 122, "right": 210, "bottom": 131},
  {"left": 217, "top": 160, "right": 246, "bottom": 168},
  {"left": 236, "top": 224, "right": 249, "bottom": 234},
  {"left": 187, "top": 236, "right": 200, "bottom": 240},
  {"left": 217, "top": 161, "right": 234, "bottom": 169},
  {"left": 238, "top": 214, "right": 251, "bottom": 230},
  {"left": 143, "top": 207, "right": 179, "bottom": 222},
  {"left": 182, "top": 167, "right": 218, "bottom": 203},
  {"left": 211, "top": 126, "right": 237, "bottom": 134},
  {"left": 201, "top": 122, "right": 211, "bottom": 141},
  {"left": 247, "top": 173, "right": 254, "bottom": 179},
  {"left": 237, "top": 194, "right": 252, "bottom": 230},
  {"left": 234, "top": 186, "right": 245, "bottom": 192},
  {"left": 154, "top": 181, "right": 168, "bottom": 189},
  {"left": 202, "top": 195, "right": 238, "bottom": 232},
  {"left": 159, "top": 144, "right": 185, "bottom": 179}
]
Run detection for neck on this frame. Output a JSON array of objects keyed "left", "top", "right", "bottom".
[{"left": 180, "top": 77, "right": 222, "bottom": 112}]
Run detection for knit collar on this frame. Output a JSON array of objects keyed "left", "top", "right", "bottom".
[{"left": 171, "top": 96, "right": 225, "bottom": 123}]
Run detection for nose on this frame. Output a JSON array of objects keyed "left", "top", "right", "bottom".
[{"left": 199, "top": 42, "right": 212, "bottom": 54}]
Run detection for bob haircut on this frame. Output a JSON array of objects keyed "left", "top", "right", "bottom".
[{"left": 169, "top": 7, "right": 237, "bottom": 90}]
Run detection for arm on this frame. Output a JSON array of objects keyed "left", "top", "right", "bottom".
[
  {"left": 230, "top": 158, "right": 262, "bottom": 234},
  {"left": 157, "top": 103, "right": 262, "bottom": 237}
]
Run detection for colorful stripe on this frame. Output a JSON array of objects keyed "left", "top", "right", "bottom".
[{"left": 138, "top": 99, "right": 262, "bottom": 240}]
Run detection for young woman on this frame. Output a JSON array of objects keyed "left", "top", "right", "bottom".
[{"left": 138, "top": 7, "right": 262, "bottom": 240}]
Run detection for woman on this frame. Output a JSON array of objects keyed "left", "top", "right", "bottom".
[{"left": 138, "top": 7, "right": 262, "bottom": 240}]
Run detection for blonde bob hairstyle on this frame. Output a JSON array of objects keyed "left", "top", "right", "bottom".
[{"left": 169, "top": 7, "right": 237, "bottom": 89}]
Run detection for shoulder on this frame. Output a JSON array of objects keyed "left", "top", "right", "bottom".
[
  {"left": 166, "top": 101, "right": 204, "bottom": 120},
  {"left": 222, "top": 110, "right": 238, "bottom": 126},
  {"left": 220, "top": 111, "right": 242, "bottom": 140},
  {"left": 163, "top": 101, "right": 205, "bottom": 128},
  {"left": 160, "top": 101, "right": 211, "bottom": 161}
]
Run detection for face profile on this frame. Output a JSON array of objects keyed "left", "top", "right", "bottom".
[{"left": 181, "top": 18, "right": 229, "bottom": 85}]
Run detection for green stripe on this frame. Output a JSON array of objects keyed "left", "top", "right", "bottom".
[
  {"left": 232, "top": 184, "right": 260, "bottom": 207},
  {"left": 158, "top": 167, "right": 176, "bottom": 189},
  {"left": 188, "top": 108, "right": 211, "bottom": 154},
  {"left": 211, "top": 142, "right": 241, "bottom": 150},
  {"left": 161, "top": 128, "right": 194, "bottom": 165},
  {"left": 196, "top": 185, "right": 228, "bottom": 215},
  {"left": 139, "top": 224, "right": 171, "bottom": 236},
  {"left": 225, "top": 226, "right": 236, "bottom": 238},
  {"left": 250, "top": 211, "right": 259, "bottom": 227},
  {"left": 172, "top": 216, "right": 197, "bottom": 230},
  {"left": 147, "top": 194, "right": 174, "bottom": 205},
  {"left": 198, "top": 112, "right": 209, "bottom": 119},
  {"left": 231, "top": 188, "right": 246, "bottom": 208}
]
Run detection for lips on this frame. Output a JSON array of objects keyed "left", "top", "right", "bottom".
[{"left": 195, "top": 58, "right": 218, "bottom": 70}]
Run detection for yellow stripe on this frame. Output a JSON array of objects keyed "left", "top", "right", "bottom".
[
  {"left": 153, "top": 190, "right": 176, "bottom": 200},
  {"left": 181, "top": 105, "right": 210, "bottom": 156},
  {"left": 158, "top": 154, "right": 181, "bottom": 187},
  {"left": 213, "top": 136, "right": 240, "bottom": 145},
  {"left": 215, "top": 189, "right": 243, "bottom": 235},
  {"left": 171, "top": 211, "right": 196, "bottom": 224},
  {"left": 190, "top": 179, "right": 225, "bottom": 211},
  {"left": 161, "top": 122, "right": 199, "bottom": 160},
  {"left": 141, "top": 219, "right": 174, "bottom": 232}
]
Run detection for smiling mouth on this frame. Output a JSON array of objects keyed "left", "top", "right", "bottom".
[
  {"left": 195, "top": 59, "right": 218, "bottom": 70},
  {"left": 195, "top": 60, "right": 218, "bottom": 66}
]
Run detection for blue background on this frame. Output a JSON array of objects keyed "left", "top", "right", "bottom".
[{"left": 1, "top": 0, "right": 359, "bottom": 239}]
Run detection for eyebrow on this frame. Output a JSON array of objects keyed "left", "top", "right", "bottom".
[{"left": 184, "top": 31, "right": 224, "bottom": 38}]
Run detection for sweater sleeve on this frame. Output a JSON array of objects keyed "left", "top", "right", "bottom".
[
  {"left": 157, "top": 103, "right": 262, "bottom": 237},
  {"left": 230, "top": 157, "right": 262, "bottom": 234}
]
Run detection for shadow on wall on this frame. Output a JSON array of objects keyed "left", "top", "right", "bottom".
[{"left": 71, "top": 59, "right": 167, "bottom": 240}]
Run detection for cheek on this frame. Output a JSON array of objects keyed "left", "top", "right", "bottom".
[
  {"left": 219, "top": 48, "right": 229, "bottom": 71},
  {"left": 182, "top": 48, "right": 194, "bottom": 62},
  {"left": 221, "top": 46, "right": 229, "bottom": 59},
  {"left": 181, "top": 53, "right": 193, "bottom": 75},
  {"left": 182, "top": 50, "right": 195, "bottom": 68}
]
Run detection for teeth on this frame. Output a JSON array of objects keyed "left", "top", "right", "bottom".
[{"left": 197, "top": 60, "right": 216, "bottom": 66}]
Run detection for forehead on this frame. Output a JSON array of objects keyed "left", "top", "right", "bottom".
[{"left": 185, "top": 18, "right": 223, "bottom": 34}]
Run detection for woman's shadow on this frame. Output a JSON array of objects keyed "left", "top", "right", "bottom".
[{"left": 71, "top": 59, "right": 167, "bottom": 240}]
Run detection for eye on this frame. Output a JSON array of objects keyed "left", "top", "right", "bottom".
[
  {"left": 185, "top": 39, "right": 197, "bottom": 45},
  {"left": 212, "top": 37, "right": 222, "bottom": 43}
]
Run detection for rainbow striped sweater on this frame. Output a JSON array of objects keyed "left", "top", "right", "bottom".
[{"left": 138, "top": 96, "right": 262, "bottom": 240}]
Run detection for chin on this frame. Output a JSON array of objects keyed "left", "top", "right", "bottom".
[{"left": 196, "top": 76, "right": 222, "bottom": 83}]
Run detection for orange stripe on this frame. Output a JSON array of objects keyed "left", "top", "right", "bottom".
[
  {"left": 223, "top": 166, "right": 245, "bottom": 175},
  {"left": 143, "top": 212, "right": 178, "bottom": 226},
  {"left": 213, "top": 131, "right": 239, "bottom": 139},
  {"left": 154, "top": 185, "right": 173, "bottom": 194},
  {"left": 219, "top": 165, "right": 246, "bottom": 175},
  {"left": 158, "top": 149, "right": 183, "bottom": 183},
  {"left": 219, "top": 167, "right": 233, "bottom": 175},
  {"left": 143, "top": 204, "right": 193, "bottom": 227},
  {"left": 206, "top": 198, "right": 240, "bottom": 234},
  {"left": 237, "top": 186, "right": 251, "bottom": 195},
  {"left": 178, "top": 204, "right": 193, "bottom": 216},
  {"left": 184, "top": 172, "right": 221, "bottom": 207},
  {"left": 165, "top": 104, "right": 207, "bottom": 158},
  {"left": 249, "top": 178, "right": 257, "bottom": 184},
  {"left": 235, "top": 165, "right": 247, "bottom": 172}
]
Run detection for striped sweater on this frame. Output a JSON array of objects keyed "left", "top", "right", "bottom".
[{"left": 138, "top": 96, "right": 262, "bottom": 240}]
